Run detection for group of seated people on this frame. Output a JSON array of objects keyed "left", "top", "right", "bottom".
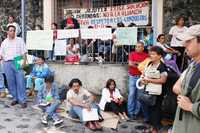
[
  {"left": 31, "top": 75, "right": 128, "bottom": 130},
  {"left": 24, "top": 34, "right": 182, "bottom": 132}
]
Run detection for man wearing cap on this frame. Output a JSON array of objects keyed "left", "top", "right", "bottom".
[{"left": 172, "top": 24, "right": 200, "bottom": 133}]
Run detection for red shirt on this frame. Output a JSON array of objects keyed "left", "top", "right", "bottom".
[
  {"left": 128, "top": 52, "right": 148, "bottom": 76},
  {"left": 66, "top": 18, "right": 74, "bottom": 28},
  {"left": 53, "top": 30, "right": 57, "bottom": 40}
]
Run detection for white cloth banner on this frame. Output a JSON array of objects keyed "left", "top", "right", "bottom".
[
  {"left": 80, "top": 28, "right": 112, "bottom": 40},
  {"left": 57, "top": 29, "right": 79, "bottom": 39},
  {"left": 26, "top": 30, "right": 53, "bottom": 50},
  {"left": 64, "top": 1, "right": 149, "bottom": 28},
  {"left": 54, "top": 39, "right": 67, "bottom": 56}
]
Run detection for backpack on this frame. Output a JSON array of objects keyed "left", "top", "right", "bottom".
[{"left": 162, "top": 66, "right": 179, "bottom": 120}]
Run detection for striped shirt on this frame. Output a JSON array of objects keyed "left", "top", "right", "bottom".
[{"left": 0, "top": 37, "right": 27, "bottom": 61}]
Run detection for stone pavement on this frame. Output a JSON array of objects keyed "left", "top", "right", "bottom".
[{"left": 0, "top": 98, "right": 169, "bottom": 133}]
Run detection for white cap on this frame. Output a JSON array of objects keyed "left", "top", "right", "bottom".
[{"left": 177, "top": 24, "right": 200, "bottom": 42}]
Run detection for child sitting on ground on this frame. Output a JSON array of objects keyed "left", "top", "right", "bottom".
[{"left": 37, "top": 75, "right": 63, "bottom": 125}]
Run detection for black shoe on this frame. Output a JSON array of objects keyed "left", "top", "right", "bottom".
[
  {"left": 129, "top": 115, "right": 137, "bottom": 121},
  {"left": 20, "top": 103, "right": 27, "bottom": 108},
  {"left": 11, "top": 101, "right": 18, "bottom": 106}
]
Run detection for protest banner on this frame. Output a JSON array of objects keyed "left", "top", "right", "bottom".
[
  {"left": 116, "top": 27, "right": 138, "bottom": 45},
  {"left": 80, "top": 28, "right": 112, "bottom": 40},
  {"left": 26, "top": 30, "right": 53, "bottom": 50},
  {"left": 57, "top": 29, "right": 79, "bottom": 39},
  {"left": 64, "top": 1, "right": 149, "bottom": 28}
]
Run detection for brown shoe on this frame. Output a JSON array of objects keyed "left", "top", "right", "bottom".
[
  {"left": 11, "top": 100, "right": 18, "bottom": 106},
  {"left": 0, "top": 92, "right": 6, "bottom": 98}
]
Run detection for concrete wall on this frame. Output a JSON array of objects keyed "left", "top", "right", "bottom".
[{"left": 48, "top": 63, "right": 128, "bottom": 96}]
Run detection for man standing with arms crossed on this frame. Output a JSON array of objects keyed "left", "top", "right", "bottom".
[
  {"left": 0, "top": 25, "right": 27, "bottom": 108},
  {"left": 172, "top": 24, "right": 200, "bottom": 133}
]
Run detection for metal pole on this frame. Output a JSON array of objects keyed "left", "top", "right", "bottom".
[
  {"left": 152, "top": 0, "right": 157, "bottom": 44},
  {"left": 21, "top": 0, "right": 25, "bottom": 40}
]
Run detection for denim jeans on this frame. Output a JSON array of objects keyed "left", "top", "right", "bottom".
[
  {"left": 127, "top": 75, "right": 141, "bottom": 117},
  {"left": 26, "top": 75, "right": 44, "bottom": 91},
  {"left": 3, "top": 61, "right": 26, "bottom": 103},
  {"left": 42, "top": 100, "right": 60, "bottom": 118},
  {"left": 0, "top": 73, "right": 5, "bottom": 92},
  {"left": 69, "top": 103, "right": 99, "bottom": 123}
]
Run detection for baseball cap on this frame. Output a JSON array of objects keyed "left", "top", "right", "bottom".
[{"left": 176, "top": 24, "right": 200, "bottom": 42}]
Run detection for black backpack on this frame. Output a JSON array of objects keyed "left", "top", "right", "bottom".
[{"left": 162, "top": 65, "right": 180, "bottom": 120}]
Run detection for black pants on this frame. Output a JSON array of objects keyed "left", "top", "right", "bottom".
[
  {"left": 104, "top": 101, "right": 127, "bottom": 115},
  {"left": 148, "top": 96, "right": 163, "bottom": 129}
]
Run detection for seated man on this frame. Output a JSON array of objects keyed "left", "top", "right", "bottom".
[
  {"left": 66, "top": 78, "right": 102, "bottom": 131},
  {"left": 26, "top": 56, "right": 50, "bottom": 95},
  {"left": 38, "top": 75, "right": 63, "bottom": 125}
]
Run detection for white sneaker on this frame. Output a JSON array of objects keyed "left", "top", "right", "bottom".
[
  {"left": 53, "top": 118, "right": 63, "bottom": 126},
  {"left": 41, "top": 114, "right": 48, "bottom": 124}
]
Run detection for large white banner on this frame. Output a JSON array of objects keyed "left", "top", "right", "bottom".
[
  {"left": 64, "top": 1, "right": 149, "bottom": 28},
  {"left": 26, "top": 30, "right": 53, "bottom": 50}
]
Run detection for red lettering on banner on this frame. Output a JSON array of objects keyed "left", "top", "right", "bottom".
[
  {"left": 127, "top": 4, "right": 136, "bottom": 10},
  {"left": 136, "top": 2, "right": 148, "bottom": 9},
  {"left": 78, "top": 19, "right": 89, "bottom": 25}
]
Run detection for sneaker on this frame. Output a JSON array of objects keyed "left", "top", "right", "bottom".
[
  {"left": 41, "top": 114, "right": 48, "bottom": 124},
  {"left": 53, "top": 118, "right": 63, "bottom": 126},
  {"left": 52, "top": 115, "right": 63, "bottom": 126}
]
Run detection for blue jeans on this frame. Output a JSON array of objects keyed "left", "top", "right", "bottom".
[
  {"left": 127, "top": 75, "right": 141, "bottom": 117},
  {"left": 26, "top": 75, "right": 44, "bottom": 91},
  {"left": 69, "top": 103, "right": 99, "bottom": 123},
  {"left": 0, "top": 73, "right": 5, "bottom": 92},
  {"left": 45, "top": 100, "right": 60, "bottom": 118},
  {"left": 3, "top": 61, "right": 26, "bottom": 103}
]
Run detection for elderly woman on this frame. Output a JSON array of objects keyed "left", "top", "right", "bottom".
[{"left": 139, "top": 46, "right": 168, "bottom": 133}]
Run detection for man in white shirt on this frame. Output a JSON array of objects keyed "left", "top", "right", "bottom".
[
  {"left": 7, "top": 15, "right": 21, "bottom": 37},
  {"left": 0, "top": 25, "right": 27, "bottom": 108}
]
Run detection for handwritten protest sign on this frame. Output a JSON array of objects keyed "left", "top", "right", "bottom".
[
  {"left": 57, "top": 29, "right": 79, "bottom": 39},
  {"left": 54, "top": 39, "right": 67, "bottom": 56},
  {"left": 80, "top": 28, "right": 112, "bottom": 40},
  {"left": 26, "top": 30, "right": 53, "bottom": 50},
  {"left": 116, "top": 27, "right": 138, "bottom": 45}
]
